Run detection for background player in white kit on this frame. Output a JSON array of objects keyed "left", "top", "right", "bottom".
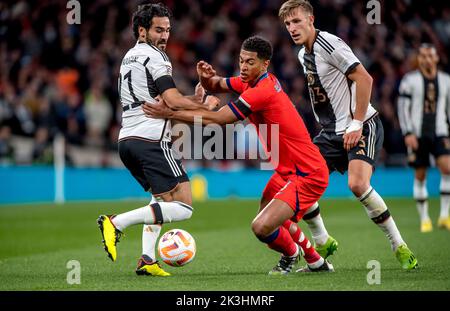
[
  {"left": 97, "top": 3, "right": 216, "bottom": 276},
  {"left": 279, "top": 0, "right": 418, "bottom": 270},
  {"left": 397, "top": 44, "right": 450, "bottom": 232}
]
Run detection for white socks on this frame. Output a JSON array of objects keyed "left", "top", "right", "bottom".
[
  {"left": 112, "top": 205, "right": 154, "bottom": 231},
  {"left": 142, "top": 224, "right": 161, "bottom": 261},
  {"left": 307, "top": 256, "right": 325, "bottom": 270},
  {"left": 440, "top": 175, "right": 450, "bottom": 219},
  {"left": 141, "top": 196, "right": 163, "bottom": 261},
  {"left": 112, "top": 201, "right": 193, "bottom": 231},
  {"left": 414, "top": 178, "right": 430, "bottom": 222},
  {"left": 359, "top": 186, "right": 405, "bottom": 251},
  {"left": 412, "top": 175, "right": 450, "bottom": 220},
  {"left": 303, "top": 202, "right": 329, "bottom": 246},
  {"left": 377, "top": 217, "right": 405, "bottom": 251}
]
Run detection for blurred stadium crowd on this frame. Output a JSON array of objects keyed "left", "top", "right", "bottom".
[{"left": 0, "top": 0, "right": 449, "bottom": 167}]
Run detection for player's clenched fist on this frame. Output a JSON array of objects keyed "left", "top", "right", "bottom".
[
  {"left": 197, "top": 60, "right": 216, "bottom": 78},
  {"left": 343, "top": 119, "right": 363, "bottom": 151}
]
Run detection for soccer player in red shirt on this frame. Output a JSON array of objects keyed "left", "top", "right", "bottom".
[{"left": 143, "top": 36, "right": 333, "bottom": 274}]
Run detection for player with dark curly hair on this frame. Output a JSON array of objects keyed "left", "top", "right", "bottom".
[{"left": 97, "top": 3, "right": 216, "bottom": 277}]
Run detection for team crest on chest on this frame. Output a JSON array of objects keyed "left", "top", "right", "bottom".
[
  {"left": 274, "top": 78, "right": 282, "bottom": 93},
  {"left": 307, "top": 73, "right": 315, "bottom": 85}
]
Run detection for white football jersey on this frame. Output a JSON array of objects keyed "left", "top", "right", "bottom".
[
  {"left": 298, "top": 30, "right": 377, "bottom": 135},
  {"left": 118, "top": 41, "right": 174, "bottom": 141},
  {"left": 397, "top": 70, "right": 450, "bottom": 138}
]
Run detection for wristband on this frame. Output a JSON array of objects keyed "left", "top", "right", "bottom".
[{"left": 345, "top": 119, "right": 363, "bottom": 133}]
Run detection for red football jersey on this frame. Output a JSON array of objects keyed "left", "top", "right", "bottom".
[{"left": 226, "top": 72, "right": 326, "bottom": 176}]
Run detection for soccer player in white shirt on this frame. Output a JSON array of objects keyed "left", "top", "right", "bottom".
[
  {"left": 398, "top": 44, "right": 450, "bottom": 232},
  {"left": 97, "top": 3, "right": 215, "bottom": 276},
  {"left": 279, "top": 0, "right": 418, "bottom": 270}
]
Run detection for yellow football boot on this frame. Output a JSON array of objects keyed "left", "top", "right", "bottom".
[
  {"left": 315, "top": 235, "right": 339, "bottom": 258},
  {"left": 420, "top": 219, "right": 433, "bottom": 233},
  {"left": 438, "top": 217, "right": 450, "bottom": 230},
  {"left": 395, "top": 244, "right": 418, "bottom": 270},
  {"left": 135, "top": 255, "right": 170, "bottom": 277},
  {"left": 97, "top": 215, "right": 122, "bottom": 261}
]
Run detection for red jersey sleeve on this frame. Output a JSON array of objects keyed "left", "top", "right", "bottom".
[
  {"left": 227, "top": 84, "right": 271, "bottom": 120},
  {"left": 225, "top": 76, "right": 245, "bottom": 94}
]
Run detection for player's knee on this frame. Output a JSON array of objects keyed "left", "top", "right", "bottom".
[
  {"left": 348, "top": 180, "right": 370, "bottom": 197},
  {"left": 251, "top": 219, "right": 271, "bottom": 239},
  {"left": 171, "top": 183, "right": 193, "bottom": 206}
]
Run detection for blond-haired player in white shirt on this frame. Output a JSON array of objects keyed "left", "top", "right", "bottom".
[{"left": 279, "top": 0, "right": 418, "bottom": 270}]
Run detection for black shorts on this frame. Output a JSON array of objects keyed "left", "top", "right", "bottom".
[
  {"left": 313, "top": 116, "right": 384, "bottom": 174},
  {"left": 118, "top": 138, "right": 189, "bottom": 195},
  {"left": 408, "top": 136, "right": 450, "bottom": 168}
]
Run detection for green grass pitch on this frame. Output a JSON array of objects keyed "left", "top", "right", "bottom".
[{"left": 0, "top": 198, "right": 449, "bottom": 290}]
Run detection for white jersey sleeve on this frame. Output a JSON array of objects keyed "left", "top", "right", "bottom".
[
  {"left": 318, "top": 32, "right": 360, "bottom": 75},
  {"left": 397, "top": 74, "right": 414, "bottom": 136},
  {"left": 145, "top": 47, "right": 172, "bottom": 80},
  {"left": 144, "top": 45, "right": 175, "bottom": 94},
  {"left": 446, "top": 74, "right": 450, "bottom": 126}
]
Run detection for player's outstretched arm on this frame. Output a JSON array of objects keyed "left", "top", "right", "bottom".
[
  {"left": 143, "top": 96, "right": 238, "bottom": 125},
  {"left": 197, "top": 61, "right": 229, "bottom": 93},
  {"left": 160, "top": 87, "right": 216, "bottom": 111}
]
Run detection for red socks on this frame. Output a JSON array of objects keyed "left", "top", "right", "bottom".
[
  {"left": 283, "top": 220, "right": 322, "bottom": 264},
  {"left": 264, "top": 226, "right": 298, "bottom": 257}
]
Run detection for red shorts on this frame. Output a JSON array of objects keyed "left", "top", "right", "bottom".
[{"left": 262, "top": 167, "right": 329, "bottom": 222}]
